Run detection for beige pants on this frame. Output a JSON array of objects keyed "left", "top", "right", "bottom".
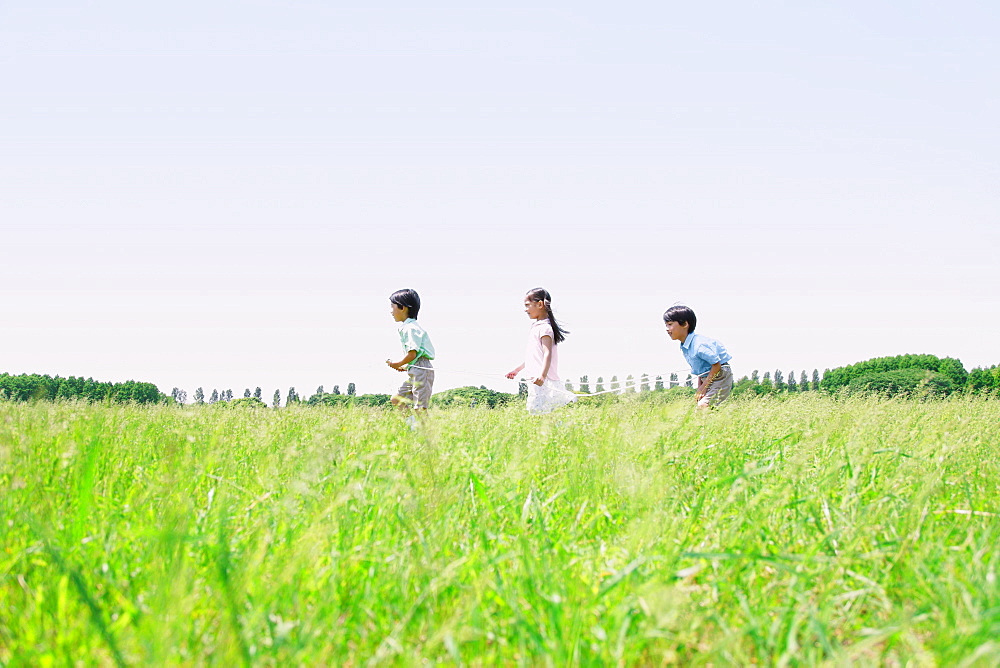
[
  {"left": 697, "top": 364, "right": 733, "bottom": 407},
  {"left": 398, "top": 359, "right": 434, "bottom": 409}
]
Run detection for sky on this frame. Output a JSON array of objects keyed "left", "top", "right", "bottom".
[{"left": 2, "top": 1, "right": 998, "bottom": 401}]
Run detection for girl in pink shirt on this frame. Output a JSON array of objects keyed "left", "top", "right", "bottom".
[{"left": 506, "top": 287, "right": 577, "bottom": 414}]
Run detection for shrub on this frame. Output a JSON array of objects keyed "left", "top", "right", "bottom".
[
  {"left": 220, "top": 397, "right": 268, "bottom": 409},
  {"left": 307, "top": 393, "right": 392, "bottom": 407},
  {"left": 432, "top": 386, "right": 517, "bottom": 408},
  {"left": 846, "top": 368, "right": 953, "bottom": 398},
  {"left": 821, "top": 354, "right": 967, "bottom": 394},
  {"left": 635, "top": 386, "right": 697, "bottom": 404}
]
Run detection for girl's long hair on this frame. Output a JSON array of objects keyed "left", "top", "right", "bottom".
[{"left": 526, "top": 287, "right": 567, "bottom": 344}]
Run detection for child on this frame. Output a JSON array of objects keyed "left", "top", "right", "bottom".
[
  {"left": 506, "top": 287, "right": 577, "bottom": 414},
  {"left": 663, "top": 305, "right": 733, "bottom": 408},
  {"left": 386, "top": 288, "right": 435, "bottom": 412}
]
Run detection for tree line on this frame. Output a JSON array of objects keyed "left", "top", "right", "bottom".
[
  {"left": 563, "top": 354, "right": 999, "bottom": 399},
  {"left": 4, "top": 354, "right": 998, "bottom": 407},
  {"left": 0, "top": 373, "right": 164, "bottom": 403},
  {"left": 175, "top": 383, "right": 390, "bottom": 408}
]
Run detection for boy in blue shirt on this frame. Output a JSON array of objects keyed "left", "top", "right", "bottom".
[{"left": 663, "top": 305, "right": 733, "bottom": 408}]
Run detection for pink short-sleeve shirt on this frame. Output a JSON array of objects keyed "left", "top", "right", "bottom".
[{"left": 524, "top": 319, "right": 560, "bottom": 382}]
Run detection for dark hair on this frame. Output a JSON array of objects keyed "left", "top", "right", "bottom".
[
  {"left": 390, "top": 288, "right": 421, "bottom": 319},
  {"left": 525, "top": 287, "right": 568, "bottom": 344},
  {"left": 663, "top": 305, "right": 697, "bottom": 333}
]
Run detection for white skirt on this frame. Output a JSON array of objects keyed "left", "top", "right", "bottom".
[{"left": 526, "top": 378, "right": 578, "bottom": 414}]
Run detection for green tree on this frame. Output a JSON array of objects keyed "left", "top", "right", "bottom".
[
  {"left": 937, "top": 357, "right": 968, "bottom": 387},
  {"left": 626, "top": 374, "right": 636, "bottom": 393},
  {"left": 209, "top": 389, "right": 219, "bottom": 403},
  {"left": 640, "top": 374, "right": 650, "bottom": 392},
  {"left": 316, "top": 385, "right": 324, "bottom": 396},
  {"left": 347, "top": 382, "right": 356, "bottom": 396},
  {"left": 579, "top": 375, "right": 590, "bottom": 394},
  {"left": 966, "top": 366, "right": 997, "bottom": 394},
  {"left": 751, "top": 370, "right": 759, "bottom": 383},
  {"left": 596, "top": 377, "right": 605, "bottom": 393},
  {"left": 194, "top": 387, "right": 204, "bottom": 404},
  {"left": 254, "top": 387, "right": 262, "bottom": 400},
  {"left": 272, "top": 389, "right": 281, "bottom": 408},
  {"left": 800, "top": 370, "right": 808, "bottom": 391},
  {"left": 610, "top": 376, "right": 619, "bottom": 392},
  {"left": 787, "top": 372, "right": 797, "bottom": 392},
  {"left": 655, "top": 375, "right": 663, "bottom": 391},
  {"left": 244, "top": 388, "right": 251, "bottom": 398},
  {"left": 669, "top": 373, "right": 678, "bottom": 388}
]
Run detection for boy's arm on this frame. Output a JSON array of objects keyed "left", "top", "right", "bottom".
[
  {"left": 696, "top": 361, "right": 723, "bottom": 400},
  {"left": 387, "top": 350, "right": 418, "bottom": 371}
]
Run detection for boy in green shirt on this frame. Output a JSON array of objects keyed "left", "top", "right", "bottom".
[{"left": 386, "top": 288, "right": 435, "bottom": 411}]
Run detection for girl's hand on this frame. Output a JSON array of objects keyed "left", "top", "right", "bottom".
[
  {"left": 533, "top": 377, "right": 544, "bottom": 386},
  {"left": 505, "top": 370, "right": 518, "bottom": 379}
]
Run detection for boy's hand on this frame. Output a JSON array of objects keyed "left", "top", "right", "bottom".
[{"left": 386, "top": 359, "right": 405, "bottom": 372}]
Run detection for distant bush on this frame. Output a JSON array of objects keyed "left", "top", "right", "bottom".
[
  {"left": 821, "top": 354, "right": 967, "bottom": 394},
  {"left": 635, "top": 386, "right": 697, "bottom": 404},
  {"left": 0, "top": 373, "right": 165, "bottom": 404},
  {"left": 219, "top": 397, "right": 268, "bottom": 409},
  {"left": 307, "top": 392, "right": 392, "bottom": 408},
  {"left": 432, "top": 386, "right": 517, "bottom": 408},
  {"left": 731, "top": 377, "right": 779, "bottom": 398},
  {"left": 846, "top": 368, "right": 953, "bottom": 398}
]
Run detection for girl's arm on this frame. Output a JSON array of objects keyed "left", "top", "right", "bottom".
[
  {"left": 505, "top": 363, "right": 525, "bottom": 379},
  {"left": 533, "top": 335, "right": 553, "bottom": 386},
  {"left": 387, "top": 349, "right": 418, "bottom": 371}
]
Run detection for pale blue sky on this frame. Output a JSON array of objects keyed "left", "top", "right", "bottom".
[{"left": 2, "top": 1, "right": 997, "bottom": 400}]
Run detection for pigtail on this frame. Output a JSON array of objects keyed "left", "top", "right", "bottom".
[{"left": 544, "top": 301, "right": 567, "bottom": 344}]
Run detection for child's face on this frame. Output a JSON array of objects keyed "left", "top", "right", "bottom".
[
  {"left": 524, "top": 298, "right": 546, "bottom": 320},
  {"left": 390, "top": 302, "right": 409, "bottom": 322},
  {"left": 664, "top": 319, "right": 688, "bottom": 341}
]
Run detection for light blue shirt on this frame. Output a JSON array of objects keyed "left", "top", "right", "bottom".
[
  {"left": 398, "top": 318, "right": 435, "bottom": 361},
  {"left": 680, "top": 333, "right": 731, "bottom": 378}
]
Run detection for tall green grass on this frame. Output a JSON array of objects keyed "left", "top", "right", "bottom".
[{"left": 2, "top": 395, "right": 999, "bottom": 665}]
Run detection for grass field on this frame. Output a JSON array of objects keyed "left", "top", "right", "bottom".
[{"left": 2, "top": 394, "right": 1000, "bottom": 665}]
